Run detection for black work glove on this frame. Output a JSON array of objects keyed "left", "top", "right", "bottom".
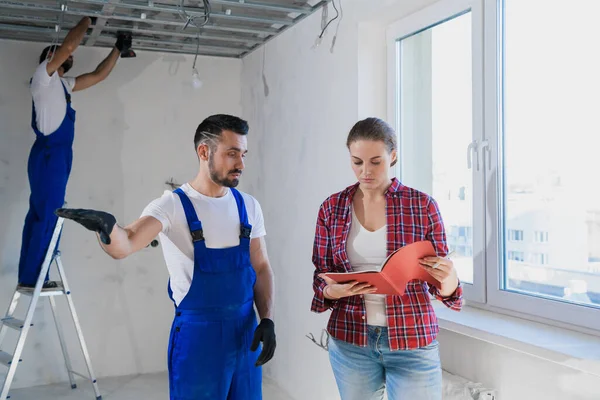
[
  {"left": 55, "top": 208, "right": 116, "bottom": 245},
  {"left": 250, "top": 318, "right": 276, "bottom": 366},
  {"left": 115, "top": 32, "right": 132, "bottom": 54}
]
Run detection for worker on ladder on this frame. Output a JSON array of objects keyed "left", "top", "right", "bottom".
[
  {"left": 56, "top": 114, "right": 277, "bottom": 400},
  {"left": 17, "top": 16, "right": 134, "bottom": 290}
]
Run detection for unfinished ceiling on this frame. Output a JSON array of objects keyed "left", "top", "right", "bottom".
[{"left": 0, "top": 0, "right": 330, "bottom": 58}]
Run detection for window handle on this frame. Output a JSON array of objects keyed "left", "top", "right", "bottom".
[
  {"left": 467, "top": 140, "right": 479, "bottom": 170},
  {"left": 480, "top": 139, "right": 491, "bottom": 170}
]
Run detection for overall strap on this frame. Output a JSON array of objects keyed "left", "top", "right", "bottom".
[
  {"left": 60, "top": 80, "right": 72, "bottom": 104},
  {"left": 173, "top": 188, "right": 205, "bottom": 242},
  {"left": 230, "top": 188, "right": 252, "bottom": 240}
]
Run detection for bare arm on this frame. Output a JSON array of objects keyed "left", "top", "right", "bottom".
[
  {"left": 73, "top": 47, "right": 120, "bottom": 92},
  {"left": 250, "top": 236, "right": 274, "bottom": 320},
  {"left": 46, "top": 17, "right": 91, "bottom": 76},
  {"left": 99, "top": 216, "right": 162, "bottom": 259}
]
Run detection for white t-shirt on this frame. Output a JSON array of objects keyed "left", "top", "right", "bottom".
[
  {"left": 30, "top": 60, "right": 76, "bottom": 135},
  {"left": 346, "top": 207, "right": 388, "bottom": 327},
  {"left": 141, "top": 183, "right": 266, "bottom": 306}
]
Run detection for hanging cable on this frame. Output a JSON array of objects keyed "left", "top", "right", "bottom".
[
  {"left": 48, "top": 0, "right": 68, "bottom": 62},
  {"left": 179, "top": 0, "right": 211, "bottom": 30},
  {"left": 330, "top": 0, "right": 343, "bottom": 53},
  {"left": 191, "top": 31, "right": 203, "bottom": 88},
  {"left": 318, "top": 0, "right": 339, "bottom": 40}
]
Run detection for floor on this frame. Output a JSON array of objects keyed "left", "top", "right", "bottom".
[{"left": 7, "top": 371, "right": 295, "bottom": 400}]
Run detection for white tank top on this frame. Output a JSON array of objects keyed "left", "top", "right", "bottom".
[{"left": 346, "top": 206, "right": 388, "bottom": 327}]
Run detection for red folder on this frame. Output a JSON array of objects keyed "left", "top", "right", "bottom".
[{"left": 324, "top": 240, "right": 440, "bottom": 295}]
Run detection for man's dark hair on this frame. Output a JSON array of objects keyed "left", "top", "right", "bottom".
[
  {"left": 39, "top": 45, "right": 59, "bottom": 64},
  {"left": 194, "top": 114, "right": 249, "bottom": 151}
]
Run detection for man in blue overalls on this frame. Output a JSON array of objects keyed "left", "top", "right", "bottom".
[
  {"left": 18, "top": 16, "right": 134, "bottom": 289},
  {"left": 55, "top": 114, "right": 276, "bottom": 399}
]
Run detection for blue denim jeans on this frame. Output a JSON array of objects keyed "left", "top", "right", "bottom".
[{"left": 328, "top": 326, "right": 442, "bottom": 400}]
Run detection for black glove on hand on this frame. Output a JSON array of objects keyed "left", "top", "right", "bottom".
[
  {"left": 55, "top": 208, "right": 116, "bottom": 245},
  {"left": 250, "top": 318, "right": 276, "bottom": 367},
  {"left": 115, "top": 32, "right": 132, "bottom": 53}
]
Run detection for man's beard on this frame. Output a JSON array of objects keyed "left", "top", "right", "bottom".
[
  {"left": 61, "top": 59, "right": 73, "bottom": 74},
  {"left": 208, "top": 153, "right": 242, "bottom": 188}
]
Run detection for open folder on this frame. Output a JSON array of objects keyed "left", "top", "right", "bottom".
[{"left": 324, "top": 240, "right": 440, "bottom": 295}]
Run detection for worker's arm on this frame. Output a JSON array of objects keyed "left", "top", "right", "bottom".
[
  {"left": 46, "top": 17, "right": 91, "bottom": 76},
  {"left": 249, "top": 236, "right": 276, "bottom": 366},
  {"left": 73, "top": 47, "right": 120, "bottom": 92},
  {"left": 55, "top": 208, "right": 162, "bottom": 259}
]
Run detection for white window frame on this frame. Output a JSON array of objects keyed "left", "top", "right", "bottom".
[
  {"left": 386, "top": 0, "right": 486, "bottom": 303},
  {"left": 484, "top": 0, "right": 600, "bottom": 332},
  {"left": 387, "top": 0, "right": 600, "bottom": 333}
]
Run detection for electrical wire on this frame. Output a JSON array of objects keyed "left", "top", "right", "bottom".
[
  {"left": 48, "top": 0, "right": 68, "bottom": 62},
  {"left": 178, "top": 0, "right": 211, "bottom": 30},
  {"left": 330, "top": 0, "right": 343, "bottom": 53},
  {"left": 318, "top": 0, "right": 339, "bottom": 40}
]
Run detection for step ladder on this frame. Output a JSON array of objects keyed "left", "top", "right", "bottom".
[{"left": 0, "top": 217, "right": 101, "bottom": 399}]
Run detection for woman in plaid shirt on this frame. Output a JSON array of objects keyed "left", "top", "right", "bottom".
[{"left": 311, "top": 117, "right": 463, "bottom": 400}]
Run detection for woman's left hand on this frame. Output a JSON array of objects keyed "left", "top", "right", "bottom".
[{"left": 419, "top": 256, "right": 459, "bottom": 296}]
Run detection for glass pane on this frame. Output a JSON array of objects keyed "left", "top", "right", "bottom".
[
  {"left": 398, "top": 12, "right": 474, "bottom": 283},
  {"left": 502, "top": 0, "right": 600, "bottom": 307}
]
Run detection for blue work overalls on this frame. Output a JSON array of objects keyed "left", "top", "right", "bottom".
[
  {"left": 167, "top": 187, "right": 262, "bottom": 400},
  {"left": 18, "top": 80, "right": 75, "bottom": 285}
]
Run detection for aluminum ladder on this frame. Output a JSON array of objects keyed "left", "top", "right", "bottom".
[{"left": 0, "top": 217, "right": 101, "bottom": 399}]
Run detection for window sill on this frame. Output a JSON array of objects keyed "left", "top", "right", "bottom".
[{"left": 432, "top": 301, "right": 600, "bottom": 378}]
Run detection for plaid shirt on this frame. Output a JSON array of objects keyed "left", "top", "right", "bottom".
[{"left": 311, "top": 178, "right": 463, "bottom": 351}]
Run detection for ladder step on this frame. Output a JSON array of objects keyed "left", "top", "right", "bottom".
[
  {"left": 0, "top": 350, "right": 21, "bottom": 367},
  {"left": 1, "top": 317, "right": 30, "bottom": 330},
  {"left": 17, "top": 283, "right": 66, "bottom": 297}
]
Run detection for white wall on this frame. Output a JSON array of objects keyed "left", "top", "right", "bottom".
[
  {"left": 239, "top": 1, "right": 600, "bottom": 400},
  {"left": 0, "top": 39, "right": 241, "bottom": 388},
  {"left": 239, "top": 1, "right": 438, "bottom": 399}
]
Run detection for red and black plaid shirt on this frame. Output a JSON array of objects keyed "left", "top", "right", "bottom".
[{"left": 311, "top": 178, "right": 463, "bottom": 350}]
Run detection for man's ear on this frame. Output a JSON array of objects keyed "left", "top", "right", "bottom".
[{"left": 197, "top": 143, "right": 210, "bottom": 161}]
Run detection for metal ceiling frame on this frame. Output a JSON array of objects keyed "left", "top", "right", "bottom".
[{"left": 0, "top": 0, "right": 332, "bottom": 58}]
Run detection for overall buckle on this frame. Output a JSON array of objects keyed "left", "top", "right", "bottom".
[
  {"left": 191, "top": 229, "right": 205, "bottom": 242},
  {"left": 240, "top": 225, "right": 252, "bottom": 239}
]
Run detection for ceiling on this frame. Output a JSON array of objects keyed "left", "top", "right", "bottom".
[{"left": 0, "top": 0, "right": 330, "bottom": 58}]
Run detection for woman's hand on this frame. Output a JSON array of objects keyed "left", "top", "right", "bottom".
[
  {"left": 418, "top": 255, "right": 459, "bottom": 297},
  {"left": 319, "top": 274, "right": 376, "bottom": 299}
]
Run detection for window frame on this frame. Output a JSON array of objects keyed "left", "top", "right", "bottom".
[
  {"left": 387, "top": 0, "right": 600, "bottom": 333},
  {"left": 386, "top": 0, "right": 486, "bottom": 303}
]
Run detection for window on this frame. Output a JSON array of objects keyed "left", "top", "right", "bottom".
[
  {"left": 508, "top": 229, "right": 523, "bottom": 241},
  {"left": 507, "top": 251, "right": 524, "bottom": 262},
  {"left": 534, "top": 231, "right": 549, "bottom": 243},
  {"left": 530, "top": 253, "right": 548, "bottom": 265},
  {"left": 388, "top": 0, "right": 600, "bottom": 332}
]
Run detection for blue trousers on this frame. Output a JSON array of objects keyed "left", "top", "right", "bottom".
[
  {"left": 328, "top": 326, "right": 442, "bottom": 400},
  {"left": 168, "top": 306, "right": 262, "bottom": 400}
]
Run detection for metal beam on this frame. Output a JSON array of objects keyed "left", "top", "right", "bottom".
[
  {"left": 101, "top": 25, "right": 262, "bottom": 45},
  {"left": 85, "top": 0, "right": 121, "bottom": 46},
  {"left": 96, "top": 34, "right": 249, "bottom": 53},
  {"left": 241, "top": 0, "right": 330, "bottom": 57},
  {"left": 209, "top": 0, "right": 312, "bottom": 14},
  {"left": 68, "top": 0, "right": 295, "bottom": 26},
  {"left": 130, "top": 44, "right": 240, "bottom": 58},
  {"left": 0, "top": 14, "right": 261, "bottom": 46},
  {"left": 0, "top": 1, "right": 280, "bottom": 35}
]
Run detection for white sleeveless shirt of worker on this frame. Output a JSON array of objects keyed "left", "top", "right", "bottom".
[
  {"left": 346, "top": 206, "right": 388, "bottom": 327},
  {"left": 140, "top": 183, "right": 266, "bottom": 307},
  {"left": 30, "top": 59, "right": 76, "bottom": 135}
]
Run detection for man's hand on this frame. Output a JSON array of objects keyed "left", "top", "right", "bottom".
[
  {"left": 115, "top": 31, "right": 135, "bottom": 58},
  {"left": 55, "top": 208, "right": 116, "bottom": 245},
  {"left": 250, "top": 318, "right": 276, "bottom": 366}
]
